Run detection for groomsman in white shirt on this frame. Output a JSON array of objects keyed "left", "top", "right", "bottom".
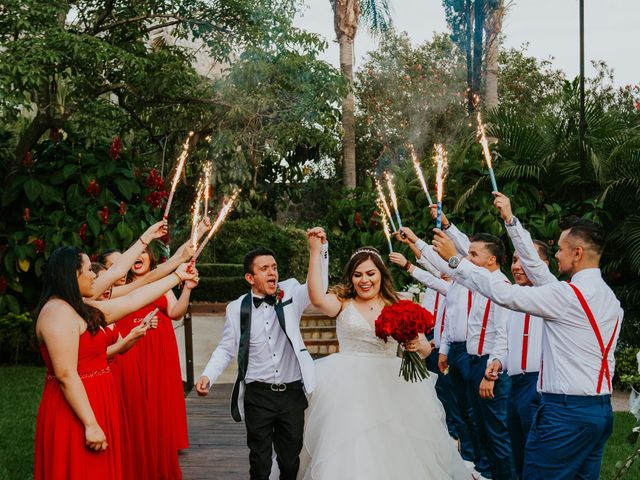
[
  {"left": 389, "top": 243, "right": 475, "bottom": 462},
  {"left": 432, "top": 204, "right": 623, "bottom": 480}
]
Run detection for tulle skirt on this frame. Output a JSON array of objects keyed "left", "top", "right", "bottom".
[{"left": 297, "top": 352, "right": 470, "bottom": 480}]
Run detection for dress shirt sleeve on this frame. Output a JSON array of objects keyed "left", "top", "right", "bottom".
[
  {"left": 506, "top": 220, "right": 557, "bottom": 286},
  {"left": 200, "top": 305, "right": 238, "bottom": 386},
  {"left": 411, "top": 267, "right": 450, "bottom": 296},
  {"left": 416, "top": 254, "right": 442, "bottom": 278},
  {"left": 416, "top": 239, "right": 454, "bottom": 276},
  {"left": 488, "top": 302, "right": 510, "bottom": 368},
  {"left": 446, "top": 223, "right": 471, "bottom": 256},
  {"left": 452, "top": 259, "right": 570, "bottom": 322}
]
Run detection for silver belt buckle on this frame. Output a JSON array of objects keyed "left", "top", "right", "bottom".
[{"left": 270, "top": 383, "right": 287, "bottom": 392}]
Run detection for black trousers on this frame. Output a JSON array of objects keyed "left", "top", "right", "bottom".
[{"left": 243, "top": 382, "right": 308, "bottom": 480}]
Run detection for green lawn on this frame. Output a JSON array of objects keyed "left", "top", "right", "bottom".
[
  {"left": 1, "top": 365, "right": 639, "bottom": 479},
  {"left": 0, "top": 365, "right": 44, "bottom": 480}
]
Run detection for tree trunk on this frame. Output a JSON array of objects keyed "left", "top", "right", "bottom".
[
  {"left": 339, "top": 36, "right": 357, "bottom": 188},
  {"left": 465, "top": 0, "right": 474, "bottom": 112},
  {"left": 484, "top": 1, "right": 505, "bottom": 109},
  {"left": 472, "top": 0, "right": 485, "bottom": 103},
  {"left": 334, "top": 0, "right": 360, "bottom": 189}
]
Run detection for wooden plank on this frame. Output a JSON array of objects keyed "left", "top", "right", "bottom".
[{"left": 180, "top": 383, "right": 250, "bottom": 479}]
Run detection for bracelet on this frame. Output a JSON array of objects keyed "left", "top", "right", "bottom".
[
  {"left": 173, "top": 272, "right": 183, "bottom": 283},
  {"left": 442, "top": 222, "right": 451, "bottom": 230},
  {"left": 139, "top": 237, "right": 149, "bottom": 247},
  {"left": 402, "top": 261, "right": 412, "bottom": 272}
]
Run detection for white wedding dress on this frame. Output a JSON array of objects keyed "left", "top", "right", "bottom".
[{"left": 297, "top": 301, "right": 470, "bottom": 480}]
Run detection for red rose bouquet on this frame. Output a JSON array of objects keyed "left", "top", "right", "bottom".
[{"left": 375, "top": 299, "right": 435, "bottom": 382}]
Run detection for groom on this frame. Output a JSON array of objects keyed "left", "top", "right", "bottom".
[{"left": 195, "top": 227, "right": 329, "bottom": 480}]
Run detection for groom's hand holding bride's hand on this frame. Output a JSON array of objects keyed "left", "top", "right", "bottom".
[
  {"left": 306, "top": 226, "right": 327, "bottom": 251},
  {"left": 195, "top": 376, "right": 211, "bottom": 396}
]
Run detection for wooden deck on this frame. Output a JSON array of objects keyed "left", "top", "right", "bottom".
[{"left": 180, "top": 383, "right": 250, "bottom": 479}]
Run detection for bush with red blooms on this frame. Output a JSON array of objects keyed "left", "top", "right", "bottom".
[
  {"left": 0, "top": 136, "right": 175, "bottom": 315},
  {"left": 375, "top": 299, "right": 435, "bottom": 382}
]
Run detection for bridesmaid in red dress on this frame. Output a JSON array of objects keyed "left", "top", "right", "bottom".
[
  {"left": 33, "top": 245, "right": 196, "bottom": 480},
  {"left": 116, "top": 243, "right": 199, "bottom": 479}
]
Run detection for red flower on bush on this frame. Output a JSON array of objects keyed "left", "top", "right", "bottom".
[
  {"left": 87, "top": 179, "right": 100, "bottom": 197},
  {"left": 23, "top": 208, "right": 30, "bottom": 222},
  {"left": 22, "top": 151, "right": 34, "bottom": 169},
  {"left": 49, "top": 128, "right": 62, "bottom": 142},
  {"left": 636, "top": 101, "right": 640, "bottom": 112},
  {"left": 79, "top": 223, "right": 88, "bottom": 242},
  {"left": 354, "top": 212, "right": 363, "bottom": 227},
  {"left": 146, "top": 168, "right": 165, "bottom": 190},
  {"left": 119, "top": 201, "right": 126, "bottom": 216},
  {"left": 91, "top": 254, "right": 98, "bottom": 262},
  {"left": 375, "top": 300, "right": 435, "bottom": 382},
  {"left": 34, "top": 239, "right": 45, "bottom": 254},
  {"left": 145, "top": 190, "right": 169, "bottom": 209},
  {"left": 109, "top": 136, "right": 122, "bottom": 160},
  {"left": 0, "top": 275, "right": 8, "bottom": 294},
  {"left": 100, "top": 206, "right": 109, "bottom": 224}
]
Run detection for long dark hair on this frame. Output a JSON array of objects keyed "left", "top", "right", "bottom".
[
  {"left": 331, "top": 246, "right": 399, "bottom": 305},
  {"left": 35, "top": 246, "right": 106, "bottom": 335}
]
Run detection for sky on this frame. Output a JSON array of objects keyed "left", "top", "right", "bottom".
[{"left": 294, "top": 0, "right": 639, "bottom": 87}]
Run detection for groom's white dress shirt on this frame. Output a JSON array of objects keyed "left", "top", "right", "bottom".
[{"left": 245, "top": 294, "right": 302, "bottom": 385}]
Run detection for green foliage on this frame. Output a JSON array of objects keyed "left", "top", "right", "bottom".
[
  {"left": 0, "top": 136, "right": 170, "bottom": 314},
  {"left": 195, "top": 263, "right": 244, "bottom": 278},
  {"left": 0, "top": 312, "right": 38, "bottom": 364},
  {"left": 616, "top": 347, "right": 640, "bottom": 390},
  {"left": 199, "top": 216, "right": 309, "bottom": 282},
  {"left": 189, "top": 276, "right": 248, "bottom": 303}
]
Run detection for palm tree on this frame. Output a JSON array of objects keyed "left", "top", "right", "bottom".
[{"left": 331, "top": 0, "right": 392, "bottom": 188}]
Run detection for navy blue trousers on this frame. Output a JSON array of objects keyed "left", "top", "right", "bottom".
[
  {"left": 507, "top": 372, "right": 540, "bottom": 479},
  {"left": 524, "top": 393, "right": 613, "bottom": 480},
  {"left": 426, "top": 346, "right": 473, "bottom": 455},
  {"left": 469, "top": 354, "right": 515, "bottom": 480},
  {"left": 446, "top": 342, "right": 481, "bottom": 463}
]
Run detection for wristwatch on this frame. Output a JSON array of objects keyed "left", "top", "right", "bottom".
[
  {"left": 506, "top": 216, "right": 518, "bottom": 227},
  {"left": 448, "top": 256, "right": 461, "bottom": 269}
]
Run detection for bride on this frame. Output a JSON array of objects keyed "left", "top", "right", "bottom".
[{"left": 298, "top": 238, "right": 470, "bottom": 479}]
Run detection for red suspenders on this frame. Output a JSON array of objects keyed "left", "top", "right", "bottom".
[
  {"left": 467, "top": 290, "right": 473, "bottom": 317},
  {"left": 477, "top": 299, "right": 492, "bottom": 355},
  {"left": 568, "top": 283, "right": 619, "bottom": 394},
  {"left": 439, "top": 307, "right": 447, "bottom": 337},
  {"left": 433, "top": 292, "right": 440, "bottom": 322},
  {"left": 521, "top": 313, "right": 531, "bottom": 371}
]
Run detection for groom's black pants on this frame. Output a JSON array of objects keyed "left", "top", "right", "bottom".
[{"left": 244, "top": 380, "right": 308, "bottom": 480}]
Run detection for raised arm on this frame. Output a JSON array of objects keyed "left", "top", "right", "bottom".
[
  {"left": 89, "top": 263, "right": 195, "bottom": 324},
  {"left": 165, "top": 273, "right": 199, "bottom": 319},
  {"left": 90, "top": 220, "right": 167, "bottom": 298},
  {"left": 428, "top": 205, "right": 470, "bottom": 255},
  {"left": 432, "top": 229, "right": 569, "bottom": 320},
  {"left": 493, "top": 192, "right": 557, "bottom": 286},
  {"left": 37, "top": 302, "right": 107, "bottom": 451},
  {"left": 307, "top": 228, "right": 342, "bottom": 317}
]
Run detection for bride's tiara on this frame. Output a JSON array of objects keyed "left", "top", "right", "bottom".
[{"left": 349, "top": 248, "right": 382, "bottom": 261}]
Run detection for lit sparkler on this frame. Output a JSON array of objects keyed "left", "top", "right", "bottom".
[
  {"left": 476, "top": 112, "right": 499, "bottom": 192},
  {"left": 193, "top": 190, "right": 241, "bottom": 261},
  {"left": 190, "top": 182, "right": 204, "bottom": 252},
  {"left": 433, "top": 144, "right": 449, "bottom": 230},
  {"left": 375, "top": 179, "right": 396, "bottom": 232},
  {"left": 203, "top": 162, "right": 212, "bottom": 218},
  {"left": 384, "top": 172, "right": 403, "bottom": 230},
  {"left": 408, "top": 143, "right": 433, "bottom": 205},
  {"left": 381, "top": 211, "right": 393, "bottom": 253},
  {"left": 163, "top": 131, "right": 194, "bottom": 220}
]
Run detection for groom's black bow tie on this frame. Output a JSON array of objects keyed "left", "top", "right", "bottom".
[{"left": 253, "top": 295, "right": 276, "bottom": 308}]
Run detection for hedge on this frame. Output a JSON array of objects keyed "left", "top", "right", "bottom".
[
  {"left": 195, "top": 263, "right": 244, "bottom": 278},
  {"left": 189, "top": 276, "right": 249, "bottom": 303}
]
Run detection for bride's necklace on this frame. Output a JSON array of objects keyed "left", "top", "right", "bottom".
[{"left": 355, "top": 298, "right": 382, "bottom": 312}]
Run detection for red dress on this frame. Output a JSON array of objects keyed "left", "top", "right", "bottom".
[
  {"left": 34, "top": 329, "right": 123, "bottom": 480},
  {"left": 114, "top": 295, "right": 188, "bottom": 479}
]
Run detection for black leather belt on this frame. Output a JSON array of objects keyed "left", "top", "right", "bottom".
[{"left": 246, "top": 380, "right": 303, "bottom": 392}]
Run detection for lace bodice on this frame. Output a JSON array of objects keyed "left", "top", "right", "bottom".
[{"left": 336, "top": 302, "right": 398, "bottom": 357}]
